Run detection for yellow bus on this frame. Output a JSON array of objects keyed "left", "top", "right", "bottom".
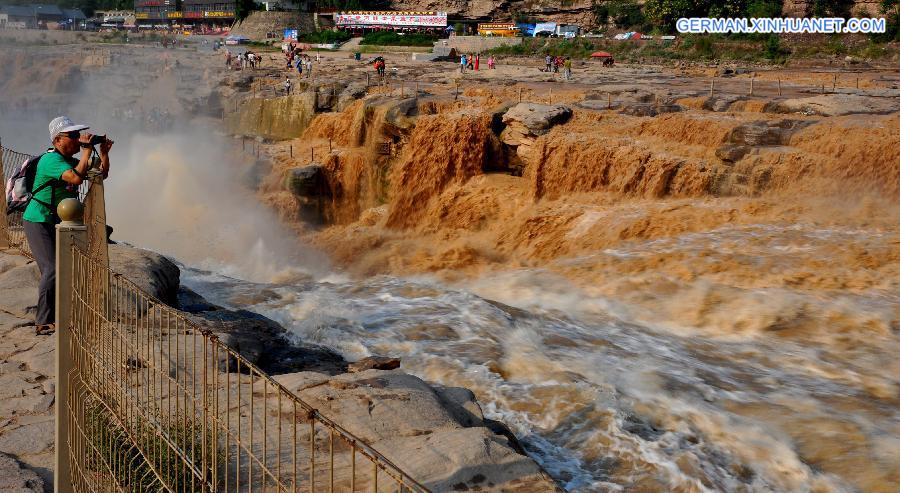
[{"left": 477, "top": 22, "right": 519, "bottom": 37}]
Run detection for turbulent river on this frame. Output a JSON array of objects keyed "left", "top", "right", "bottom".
[
  {"left": 2, "top": 71, "right": 896, "bottom": 491},
  {"left": 176, "top": 225, "right": 898, "bottom": 493}
]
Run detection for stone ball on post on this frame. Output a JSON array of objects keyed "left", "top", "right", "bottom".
[{"left": 57, "top": 198, "right": 84, "bottom": 225}]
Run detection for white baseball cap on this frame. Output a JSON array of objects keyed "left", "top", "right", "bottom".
[{"left": 48, "top": 116, "right": 90, "bottom": 142}]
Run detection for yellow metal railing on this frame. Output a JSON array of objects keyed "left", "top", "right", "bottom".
[
  {"left": 67, "top": 244, "right": 429, "bottom": 492},
  {"left": 1, "top": 138, "right": 430, "bottom": 492}
]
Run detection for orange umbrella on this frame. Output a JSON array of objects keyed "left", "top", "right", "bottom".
[{"left": 590, "top": 51, "right": 613, "bottom": 58}]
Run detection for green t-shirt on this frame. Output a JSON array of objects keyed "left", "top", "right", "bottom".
[{"left": 22, "top": 151, "right": 78, "bottom": 223}]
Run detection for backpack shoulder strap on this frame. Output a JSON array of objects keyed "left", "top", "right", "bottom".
[{"left": 28, "top": 149, "right": 65, "bottom": 194}]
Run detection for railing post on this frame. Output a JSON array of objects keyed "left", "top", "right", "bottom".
[
  {"left": 0, "top": 137, "right": 8, "bottom": 249},
  {"left": 55, "top": 198, "right": 86, "bottom": 493}
]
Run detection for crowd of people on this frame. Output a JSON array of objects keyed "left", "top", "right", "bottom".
[
  {"left": 543, "top": 54, "right": 574, "bottom": 80},
  {"left": 280, "top": 42, "right": 319, "bottom": 78},
  {"left": 458, "top": 53, "right": 496, "bottom": 73},
  {"left": 223, "top": 50, "right": 261, "bottom": 70}
]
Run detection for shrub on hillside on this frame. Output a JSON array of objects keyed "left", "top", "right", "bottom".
[{"left": 299, "top": 30, "right": 352, "bottom": 44}]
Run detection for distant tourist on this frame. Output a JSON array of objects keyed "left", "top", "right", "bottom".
[
  {"left": 474, "top": 54, "right": 480, "bottom": 71},
  {"left": 564, "top": 57, "right": 572, "bottom": 80},
  {"left": 306, "top": 58, "right": 313, "bottom": 78},
  {"left": 467, "top": 54, "right": 474, "bottom": 70},
  {"left": 283, "top": 77, "right": 292, "bottom": 95},
  {"left": 488, "top": 55, "right": 495, "bottom": 69},
  {"left": 23, "top": 117, "right": 113, "bottom": 336},
  {"left": 545, "top": 54, "right": 553, "bottom": 72},
  {"left": 460, "top": 54, "right": 467, "bottom": 73}
]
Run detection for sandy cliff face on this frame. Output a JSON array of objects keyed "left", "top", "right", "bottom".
[
  {"left": 389, "top": 0, "right": 889, "bottom": 25},
  {"left": 782, "top": 0, "right": 888, "bottom": 16},
  {"left": 389, "top": 0, "right": 598, "bottom": 26}
]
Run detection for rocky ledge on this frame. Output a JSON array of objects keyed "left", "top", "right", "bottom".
[{"left": 0, "top": 245, "right": 560, "bottom": 492}]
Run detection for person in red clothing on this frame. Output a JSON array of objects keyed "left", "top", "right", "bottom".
[{"left": 474, "top": 54, "right": 479, "bottom": 71}]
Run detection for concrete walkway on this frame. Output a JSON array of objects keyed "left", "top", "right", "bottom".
[
  {"left": 338, "top": 37, "right": 362, "bottom": 51},
  {"left": 0, "top": 248, "right": 53, "bottom": 492}
]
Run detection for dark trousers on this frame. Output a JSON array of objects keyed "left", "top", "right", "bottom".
[{"left": 23, "top": 220, "right": 56, "bottom": 325}]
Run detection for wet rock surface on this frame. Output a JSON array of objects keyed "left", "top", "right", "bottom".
[
  {"left": 274, "top": 370, "right": 562, "bottom": 491},
  {"left": 285, "top": 164, "right": 329, "bottom": 198},
  {"left": 347, "top": 355, "right": 401, "bottom": 372}
]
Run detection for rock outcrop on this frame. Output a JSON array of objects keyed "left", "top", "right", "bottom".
[
  {"left": 0, "top": 452, "right": 44, "bottom": 493},
  {"left": 275, "top": 370, "right": 562, "bottom": 492},
  {"left": 230, "top": 11, "right": 316, "bottom": 39},
  {"left": 771, "top": 94, "right": 900, "bottom": 116},
  {"left": 781, "top": 0, "right": 885, "bottom": 17},
  {"left": 286, "top": 164, "right": 329, "bottom": 198},
  {"left": 226, "top": 92, "right": 318, "bottom": 140},
  {"left": 108, "top": 243, "right": 181, "bottom": 305},
  {"left": 285, "top": 164, "right": 331, "bottom": 224},
  {"left": 500, "top": 103, "right": 572, "bottom": 166},
  {"left": 225, "top": 80, "right": 371, "bottom": 140}
]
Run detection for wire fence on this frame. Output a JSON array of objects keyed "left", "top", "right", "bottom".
[
  {"left": 1, "top": 138, "right": 431, "bottom": 493},
  {"left": 1, "top": 142, "right": 36, "bottom": 256},
  {"left": 67, "top": 244, "right": 429, "bottom": 493}
]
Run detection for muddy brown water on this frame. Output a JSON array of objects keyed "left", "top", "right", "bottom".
[{"left": 2, "top": 41, "right": 898, "bottom": 493}]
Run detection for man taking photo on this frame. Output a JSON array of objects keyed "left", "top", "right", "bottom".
[{"left": 23, "top": 116, "right": 112, "bottom": 335}]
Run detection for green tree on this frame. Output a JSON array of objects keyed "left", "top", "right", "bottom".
[
  {"left": 811, "top": 0, "right": 854, "bottom": 16},
  {"left": 593, "top": 0, "right": 646, "bottom": 29},
  {"left": 763, "top": 34, "right": 784, "bottom": 59},
  {"left": 870, "top": 0, "right": 899, "bottom": 41},
  {"left": 746, "top": 0, "right": 784, "bottom": 17},
  {"left": 593, "top": 1, "right": 611, "bottom": 25},
  {"left": 644, "top": 0, "right": 694, "bottom": 29},
  {"left": 235, "top": 0, "right": 260, "bottom": 21}
]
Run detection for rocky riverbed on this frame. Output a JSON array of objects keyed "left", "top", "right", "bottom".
[
  {"left": 1, "top": 35, "right": 898, "bottom": 492},
  {"left": 0, "top": 245, "right": 559, "bottom": 492}
]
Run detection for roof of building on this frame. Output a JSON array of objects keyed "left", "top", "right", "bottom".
[
  {"left": 0, "top": 5, "right": 37, "bottom": 17},
  {"left": 62, "top": 8, "right": 86, "bottom": 19},
  {"left": 32, "top": 4, "right": 64, "bottom": 17}
]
